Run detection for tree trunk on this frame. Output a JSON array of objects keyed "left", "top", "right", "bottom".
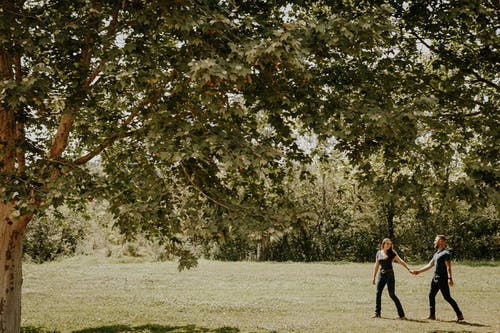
[
  {"left": 0, "top": 202, "right": 28, "bottom": 333},
  {"left": 385, "top": 201, "right": 395, "bottom": 241}
]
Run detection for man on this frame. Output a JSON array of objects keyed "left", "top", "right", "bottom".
[{"left": 413, "top": 235, "right": 464, "bottom": 321}]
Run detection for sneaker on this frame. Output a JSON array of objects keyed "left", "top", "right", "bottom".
[
  {"left": 371, "top": 314, "right": 381, "bottom": 318},
  {"left": 455, "top": 314, "right": 464, "bottom": 322},
  {"left": 424, "top": 315, "right": 435, "bottom": 320}
]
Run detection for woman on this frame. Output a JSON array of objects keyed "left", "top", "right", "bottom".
[{"left": 372, "top": 238, "right": 412, "bottom": 319}]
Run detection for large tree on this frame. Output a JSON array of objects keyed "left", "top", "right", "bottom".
[
  {"left": 1, "top": 0, "right": 498, "bottom": 332},
  {"left": 0, "top": 1, "right": 397, "bottom": 331}
]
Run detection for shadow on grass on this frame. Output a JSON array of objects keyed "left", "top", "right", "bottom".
[
  {"left": 428, "top": 331, "right": 476, "bottom": 333},
  {"left": 384, "top": 317, "right": 490, "bottom": 328},
  {"left": 425, "top": 320, "right": 490, "bottom": 333},
  {"left": 458, "top": 320, "right": 490, "bottom": 328},
  {"left": 439, "top": 320, "right": 489, "bottom": 328},
  {"left": 401, "top": 318, "right": 429, "bottom": 323},
  {"left": 22, "top": 327, "right": 60, "bottom": 333},
  {"left": 23, "top": 324, "right": 240, "bottom": 333}
]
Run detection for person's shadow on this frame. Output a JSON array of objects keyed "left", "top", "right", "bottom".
[
  {"left": 440, "top": 319, "right": 490, "bottom": 327},
  {"left": 22, "top": 324, "right": 241, "bottom": 333},
  {"left": 388, "top": 317, "right": 490, "bottom": 328}
]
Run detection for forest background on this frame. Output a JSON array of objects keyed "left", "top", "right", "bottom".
[{"left": 25, "top": 156, "right": 499, "bottom": 265}]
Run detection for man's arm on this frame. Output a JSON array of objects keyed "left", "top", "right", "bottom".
[
  {"left": 414, "top": 259, "right": 434, "bottom": 275},
  {"left": 445, "top": 260, "right": 454, "bottom": 286}
]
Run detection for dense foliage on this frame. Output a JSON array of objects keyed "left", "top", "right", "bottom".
[
  {"left": 1, "top": 1, "right": 498, "bottom": 331},
  {"left": 10, "top": 0, "right": 500, "bottom": 264},
  {"left": 3, "top": 0, "right": 498, "bottom": 263},
  {"left": 25, "top": 164, "right": 499, "bottom": 263}
]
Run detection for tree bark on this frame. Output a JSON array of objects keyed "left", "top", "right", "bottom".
[
  {"left": 0, "top": 202, "right": 28, "bottom": 333},
  {"left": 385, "top": 200, "right": 395, "bottom": 241}
]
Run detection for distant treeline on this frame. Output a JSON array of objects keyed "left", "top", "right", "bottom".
[
  {"left": 207, "top": 207, "right": 499, "bottom": 263},
  {"left": 24, "top": 200, "right": 498, "bottom": 264}
]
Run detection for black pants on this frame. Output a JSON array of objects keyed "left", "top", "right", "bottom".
[
  {"left": 375, "top": 272, "right": 405, "bottom": 317},
  {"left": 429, "top": 276, "right": 462, "bottom": 317}
]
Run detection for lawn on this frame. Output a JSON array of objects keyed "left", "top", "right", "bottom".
[{"left": 21, "top": 256, "right": 499, "bottom": 333}]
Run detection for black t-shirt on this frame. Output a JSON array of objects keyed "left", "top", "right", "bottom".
[
  {"left": 432, "top": 248, "right": 451, "bottom": 279},
  {"left": 376, "top": 250, "right": 396, "bottom": 271}
]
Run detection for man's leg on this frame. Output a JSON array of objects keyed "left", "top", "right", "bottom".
[{"left": 439, "top": 279, "right": 463, "bottom": 320}]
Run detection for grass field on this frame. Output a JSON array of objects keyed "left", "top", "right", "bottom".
[{"left": 21, "top": 256, "right": 499, "bottom": 333}]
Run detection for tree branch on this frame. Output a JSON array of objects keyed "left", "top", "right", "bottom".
[
  {"left": 73, "top": 96, "right": 151, "bottom": 165},
  {"left": 15, "top": 122, "right": 25, "bottom": 175},
  {"left": 84, "top": 1, "right": 123, "bottom": 88},
  {"left": 0, "top": 47, "right": 16, "bottom": 172},
  {"left": 470, "top": 71, "right": 500, "bottom": 91},
  {"left": 85, "top": 66, "right": 103, "bottom": 87},
  {"left": 48, "top": 112, "right": 75, "bottom": 159},
  {"left": 48, "top": 2, "right": 103, "bottom": 160},
  {"left": 179, "top": 161, "right": 235, "bottom": 211},
  {"left": 73, "top": 130, "right": 136, "bottom": 165},
  {"left": 13, "top": 53, "right": 26, "bottom": 175},
  {"left": 411, "top": 31, "right": 499, "bottom": 91}
]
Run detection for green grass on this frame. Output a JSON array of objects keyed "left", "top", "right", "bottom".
[{"left": 22, "top": 256, "right": 499, "bottom": 333}]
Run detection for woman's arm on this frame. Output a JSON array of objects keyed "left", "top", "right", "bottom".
[
  {"left": 394, "top": 255, "right": 412, "bottom": 273},
  {"left": 372, "top": 259, "right": 380, "bottom": 284}
]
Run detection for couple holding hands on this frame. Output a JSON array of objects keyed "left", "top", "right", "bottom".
[{"left": 372, "top": 235, "right": 464, "bottom": 322}]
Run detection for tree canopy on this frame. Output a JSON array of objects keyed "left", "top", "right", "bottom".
[{"left": 0, "top": 1, "right": 498, "bottom": 332}]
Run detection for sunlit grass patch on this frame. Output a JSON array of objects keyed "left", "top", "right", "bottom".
[{"left": 22, "top": 257, "right": 499, "bottom": 332}]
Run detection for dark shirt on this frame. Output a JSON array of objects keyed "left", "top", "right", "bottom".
[
  {"left": 376, "top": 250, "right": 396, "bottom": 271},
  {"left": 432, "top": 248, "right": 451, "bottom": 279}
]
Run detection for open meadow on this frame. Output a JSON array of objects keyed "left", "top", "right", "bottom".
[{"left": 22, "top": 256, "right": 499, "bottom": 333}]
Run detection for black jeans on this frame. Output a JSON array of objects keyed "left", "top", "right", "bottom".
[
  {"left": 429, "top": 276, "right": 462, "bottom": 316},
  {"left": 375, "top": 272, "right": 405, "bottom": 317}
]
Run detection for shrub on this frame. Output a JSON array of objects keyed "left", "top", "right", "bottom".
[{"left": 24, "top": 207, "right": 87, "bottom": 263}]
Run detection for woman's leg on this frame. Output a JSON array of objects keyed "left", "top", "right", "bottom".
[
  {"left": 387, "top": 274, "right": 405, "bottom": 318},
  {"left": 375, "top": 274, "right": 387, "bottom": 316}
]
